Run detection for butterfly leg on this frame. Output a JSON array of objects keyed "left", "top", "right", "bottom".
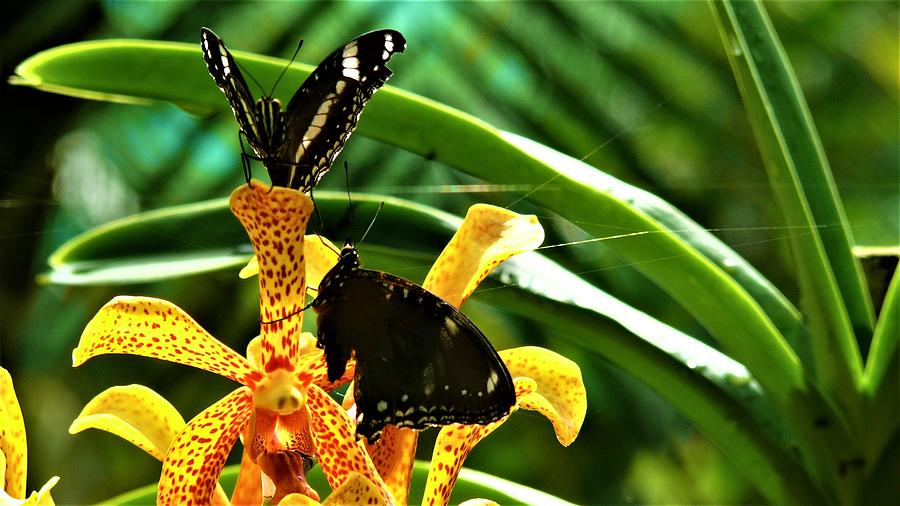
[{"left": 238, "top": 132, "right": 254, "bottom": 186}]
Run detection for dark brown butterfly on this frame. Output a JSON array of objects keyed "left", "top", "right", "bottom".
[{"left": 311, "top": 242, "right": 516, "bottom": 440}]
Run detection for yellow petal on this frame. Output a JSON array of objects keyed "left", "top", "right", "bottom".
[
  {"left": 0, "top": 367, "right": 27, "bottom": 499},
  {"left": 240, "top": 236, "right": 340, "bottom": 293},
  {"left": 303, "top": 235, "right": 341, "bottom": 292},
  {"left": 279, "top": 472, "right": 386, "bottom": 506},
  {"left": 249, "top": 333, "right": 321, "bottom": 373},
  {"left": 323, "top": 472, "right": 386, "bottom": 506},
  {"left": 230, "top": 182, "right": 313, "bottom": 372},
  {"left": 424, "top": 204, "right": 544, "bottom": 307},
  {"left": 500, "top": 347, "right": 586, "bottom": 446},
  {"left": 305, "top": 385, "right": 392, "bottom": 504},
  {"left": 421, "top": 379, "right": 535, "bottom": 506},
  {"left": 296, "top": 350, "right": 354, "bottom": 393},
  {"left": 279, "top": 492, "right": 320, "bottom": 506},
  {"left": 365, "top": 427, "right": 417, "bottom": 506},
  {"left": 158, "top": 387, "right": 253, "bottom": 505},
  {"left": 74, "top": 296, "right": 261, "bottom": 387},
  {"left": 238, "top": 255, "right": 259, "bottom": 280},
  {"left": 68, "top": 385, "right": 185, "bottom": 461},
  {"left": 9, "top": 476, "right": 60, "bottom": 506}
]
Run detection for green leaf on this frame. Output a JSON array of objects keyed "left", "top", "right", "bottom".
[
  {"left": 861, "top": 263, "right": 899, "bottom": 470},
  {"left": 480, "top": 255, "right": 823, "bottom": 504},
  {"left": 866, "top": 262, "right": 900, "bottom": 396},
  {"left": 101, "top": 460, "right": 576, "bottom": 505},
  {"left": 42, "top": 191, "right": 456, "bottom": 286},
  {"left": 708, "top": 0, "right": 870, "bottom": 415}
]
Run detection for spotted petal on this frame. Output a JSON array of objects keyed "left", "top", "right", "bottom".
[
  {"left": 68, "top": 385, "right": 185, "bottom": 460},
  {"left": 305, "top": 385, "right": 392, "bottom": 504},
  {"left": 240, "top": 235, "right": 340, "bottom": 292},
  {"left": 296, "top": 350, "right": 354, "bottom": 392},
  {"left": 0, "top": 367, "right": 27, "bottom": 498},
  {"left": 0, "top": 475, "right": 60, "bottom": 506},
  {"left": 281, "top": 472, "right": 386, "bottom": 506},
  {"left": 158, "top": 387, "right": 253, "bottom": 505},
  {"left": 364, "top": 426, "right": 417, "bottom": 505},
  {"left": 68, "top": 385, "right": 230, "bottom": 505},
  {"left": 73, "top": 296, "right": 260, "bottom": 387},
  {"left": 500, "top": 347, "right": 586, "bottom": 446},
  {"left": 424, "top": 204, "right": 544, "bottom": 307},
  {"left": 230, "top": 182, "right": 314, "bottom": 372},
  {"left": 421, "top": 379, "right": 536, "bottom": 506}
]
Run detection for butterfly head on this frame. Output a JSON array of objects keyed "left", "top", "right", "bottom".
[
  {"left": 312, "top": 240, "right": 360, "bottom": 309},
  {"left": 339, "top": 240, "right": 361, "bottom": 269}
]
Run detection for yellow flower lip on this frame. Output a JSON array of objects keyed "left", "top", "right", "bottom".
[{"left": 253, "top": 369, "right": 309, "bottom": 415}]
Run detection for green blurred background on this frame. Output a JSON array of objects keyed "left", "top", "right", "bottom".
[{"left": 1, "top": 1, "right": 896, "bottom": 504}]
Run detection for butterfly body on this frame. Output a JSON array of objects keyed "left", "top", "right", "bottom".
[
  {"left": 312, "top": 244, "right": 516, "bottom": 440},
  {"left": 200, "top": 28, "right": 406, "bottom": 190}
]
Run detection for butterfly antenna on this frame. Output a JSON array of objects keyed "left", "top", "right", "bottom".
[
  {"left": 235, "top": 60, "right": 268, "bottom": 97},
  {"left": 358, "top": 202, "right": 384, "bottom": 247},
  {"left": 309, "top": 186, "right": 325, "bottom": 234},
  {"left": 238, "top": 132, "right": 253, "bottom": 185},
  {"left": 260, "top": 300, "right": 314, "bottom": 325},
  {"left": 269, "top": 38, "right": 304, "bottom": 98},
  {"left": 308, "top": 188, "right": 339, "bottom": 256},
  {"left": 344, "top": 161, "right": 357, "bottom": 244}
]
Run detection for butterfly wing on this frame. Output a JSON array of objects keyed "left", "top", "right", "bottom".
[
  {"left": 200, "top": 28, "right": 276, "bottom": 159},
  {"left": 274, "top": 30, "right": 407, "bottom": 190},
  {"left": 314, "top": 268, "right": 515, "bottom": 440}
]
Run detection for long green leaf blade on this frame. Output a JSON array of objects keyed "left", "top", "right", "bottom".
[{"left": 708, "top": 0, "right": 869, "bottom": 414}]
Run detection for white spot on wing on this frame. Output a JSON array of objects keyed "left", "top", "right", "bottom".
[
  {"left": 487, "top": 369, "right": 499, "bottom": 393},
  {"left": 343, "top": 57, "right": 359, "bottom": 69},
  {"left": 377, "top": 400, "right": 387, "bottom": 412},
  {"left": 444, "top": 317, "right": 458, "bottom": 335},
  {"left": 302, "top": 125, "right": 321, "bottom": 142},
  {"left": 342, "top": 44, "right": 358, "bottom": 58},
  {"left": 343, "top": 68, "right": 360, "bottom": 80},
  {"left": 385, "top": 41, "right": 394, "bottom": 52}
]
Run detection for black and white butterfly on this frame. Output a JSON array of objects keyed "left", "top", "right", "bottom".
[
  {"left": 200, "top": 27, "right": 406, "bottom": 191},
  {"left": 311, "top": 242, "right": 517, "bottom": 441}
]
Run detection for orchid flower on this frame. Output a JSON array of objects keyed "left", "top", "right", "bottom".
[
  {"left": 73, "top": 182, "right": 389, "bottom": 505},
  {"left": 0, "top": 366, "right": 60, "bottom": 506}
]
